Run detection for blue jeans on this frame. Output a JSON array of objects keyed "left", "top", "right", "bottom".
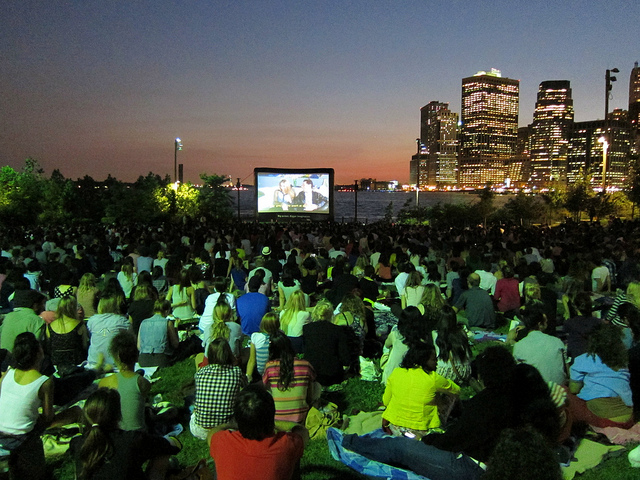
[{"left": 342, "top": 434, "right": 484, "bottom": 480}]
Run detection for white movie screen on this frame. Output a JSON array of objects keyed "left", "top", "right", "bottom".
[{"left": 255, "top": 169, "right": 333, "bottom": 220}]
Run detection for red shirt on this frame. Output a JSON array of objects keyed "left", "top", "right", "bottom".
[
  {"left": 494, "top": 277, "right": 521, "bottom": 312},
  {"left": 210, "top": 430, "right": 304, "bottom": 480}
]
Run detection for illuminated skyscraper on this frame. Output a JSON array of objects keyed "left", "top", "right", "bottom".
[
  {"left": 460, "top": 69, "right": 519, "bottom": 187},
  {"left": 529, "top": 81, "right": 574, "bottom": 187},
  {"left": 630, "top": 61, "right": 640, "bottom": 129},
  {"left": 567, "top": 117, "right": 632, "bottom": 188},
  {"left": 418, "top": 101, "right": 459, "bottom": 187}
]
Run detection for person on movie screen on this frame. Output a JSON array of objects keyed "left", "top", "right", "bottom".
[
  {"left": 294, "top": 179, "right": 327, "bottom": 211},
  {"left": 273, "top": 178, "right": 296, "bottom": 211}
]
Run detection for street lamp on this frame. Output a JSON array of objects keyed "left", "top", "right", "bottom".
[
  {"left": 598, "top": 136, "right": 609, "bottom": 191},
  {"left": 236, "top": 177, "right": 241, "bottom": 221},
  {"left": 605, "top": 68, "right": 619, "bottom": 119},
  {"left": 174, "top": 137, "right": 183, "bottom": 183},
  {"left": 354, "top": 180, "right": 358, "bottom": 222}
]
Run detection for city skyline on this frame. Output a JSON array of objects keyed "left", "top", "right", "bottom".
[{"left": 1, "top": 1, "right": 638, "bottom": 185}]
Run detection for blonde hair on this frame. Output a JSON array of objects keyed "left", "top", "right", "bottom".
[
  {"left": 78, "top": 273, "right": 97, "bottom": 292},
  {"left": 524, "top": 281, "right": 541, "bottom": 303},
  {"left": 626, "top": 282, "right": 640, "bottom": 307},
  {"left": 121, "top": 263, "right": 133, "bottom": 280},
  {"left": 56, "top": 296, "right": 78, "bottom": 325},
  {"left": 97, "top": 296, "right": 121, "bottom": 315},
  {"left": 280, "top": 290, "right": 307, "bottom": 332},
  {"left": 133, "top": 284, "right": 153, "bottom": 301},
  {"left": 311, "top": 299, "right": 334, "bottom": 323},
  {"left": 340, "top": 293, "right": 366, "bottom": 319},
  {"left": 211, "top": 303, "right": 233, "bottom": 341}
]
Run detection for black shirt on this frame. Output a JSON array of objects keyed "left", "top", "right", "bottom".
[
  {"left": 421, "top": 386, "right": 515, "bottom": 462},
  {"left": 70, "top": 429, "right": 179, "bottom": 480}
]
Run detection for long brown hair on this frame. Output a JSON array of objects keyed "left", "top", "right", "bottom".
[{"left": 78, "top": 388, "right": 122, "bottom": 479}]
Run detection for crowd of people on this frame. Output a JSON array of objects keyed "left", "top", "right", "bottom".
[{"left": 1, "top": 216, "right": 640, "bottom": 478}]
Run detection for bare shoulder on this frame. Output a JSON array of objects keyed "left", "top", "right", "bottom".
[{"left": 99, "top": 374, "right": 118, "bottom": 389}]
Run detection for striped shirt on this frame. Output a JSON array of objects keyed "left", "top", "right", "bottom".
[
  {"left": 251, "top": 332, "right": 270, "bottom": 375},
  {"left": 263, "top": 358, "right": 316, "bottom": 423}
]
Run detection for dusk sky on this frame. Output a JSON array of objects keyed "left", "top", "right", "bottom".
[{"left": 1, "top": 1, "right": 638, "bottom": 185}]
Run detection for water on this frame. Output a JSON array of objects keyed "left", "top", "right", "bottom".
[{"left": 231, "top": 189, "right": 512, "bottom": 222}]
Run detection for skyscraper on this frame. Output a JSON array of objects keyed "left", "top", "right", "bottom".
[
  {"left": 529, "top": 81, "right": 574, "bottom": 187},
  {"left": 630, "top": 61, "right": 640, "bottom": 129},
  {"left": 418, "top": 101, "right": 459, "bottom": 187},
  {"left": 459, "top": 69, "right": 519, "bottom": 187},
  {"left": 567, "top": 118, "right": 632, "bottom": 188}
]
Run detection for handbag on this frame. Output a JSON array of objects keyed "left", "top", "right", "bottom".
[{"left": 305, "top": 402, "right": 341, "bottom": 439}]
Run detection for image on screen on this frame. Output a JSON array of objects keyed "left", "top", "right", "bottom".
[{"left": 255, "top": 168, "right": 333, "bottom": 221}]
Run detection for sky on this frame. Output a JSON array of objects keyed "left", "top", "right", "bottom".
[{"left": 1, "top": 1, "right": 638, "bottom": 185}]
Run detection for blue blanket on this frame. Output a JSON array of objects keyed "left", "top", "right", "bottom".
[{"left": 327, "top": 428, "right": 431, "bottom": 480}]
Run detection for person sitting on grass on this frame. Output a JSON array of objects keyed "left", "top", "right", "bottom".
[
  {"left": 302, "top": 300, "right": 350, "bottom": 387},
  {"left": 0, "top": 332, "right": 81, "bottom": 480},
  {"left": 382, "top": 341, "right": 460, "bottom": 439},
  {"left": 262, "top": 331, "right": 320, "bottom": 423},
  {"left": 432, "top": 306, "right": 473, "bottom": 385},
  {"left": 137, "top": 299, "right": 180, "bottom": 368},
  {"left": 70, "top": 387, "right": 181, "bottom": 480},
  {"left": 382, "top": 306, "right": 426, "bottom": 384},
  {"left": 208, "top": 384, "right": 309, "bottom": 480},
  {"left": 570, "top": 323, "right": 633, "bottom": 423},
  {"left": 279, "top": 289, "right": 310, "bottom": 353},
  {"left": 86, "top": 294, "right": 130, "bottom": 369},
  {"left": 99, "top": 331, "right": 150, "bottom": 431},
  {"left": 341, "top": 346, "right": 518, "bottom": 480},
  {"left": 198, "top": 276, "right": 237, "bottom": 338},
  {"left": 246, "top": 312, "right": 280, "bottom": 382},
  {"left": 191, "top": 338, "right": 245, "bottom": 441},
  {"left": 512, "top": 303, "right": 567, "bottom": 386},
  {"left": 201, "top": 301, "right": 243, "bottom": 362}
]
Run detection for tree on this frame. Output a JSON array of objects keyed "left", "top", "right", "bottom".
[
  {"left": 500, "top": 192, "right": 545, "bottom": 226},
  {"left": 624, "top": 155, "right": 640, "bottom": 218},
  {"left": 540, "top": 185, "right": 568, "bottom": 225},
  {"left": 564, "top": 171, "right": 593, "bottom": 222},
  {"left": 474, "top": 186, "right": 495, "bottom": 226},
  {"left": 199, "top": 174, "right": 232, "bottom": 219},
  {"left": 39, "top": 169, "right": 76, "bottom": 223},
  {"left": 0, "top": 159, "right": 46, "bottom": 226}
]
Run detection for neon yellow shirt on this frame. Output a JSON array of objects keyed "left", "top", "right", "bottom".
[{"left": 382, "top": 367, "right": 460, "bottom": 430}]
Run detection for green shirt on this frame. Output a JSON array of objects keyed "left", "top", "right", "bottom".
[{"left": 0, "top": 307, "right": 45, "bottom": 351}]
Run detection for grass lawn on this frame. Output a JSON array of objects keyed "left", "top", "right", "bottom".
[{"left": 49, "top": 347, "right": 638, "bottom": 479}]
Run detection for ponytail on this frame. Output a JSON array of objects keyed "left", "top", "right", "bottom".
[
  {"left": 77, "top": 388, "right": 121, "bottom": 479},
  {"left": 211, "top": 302, "right": 232, "bottom": 341}
]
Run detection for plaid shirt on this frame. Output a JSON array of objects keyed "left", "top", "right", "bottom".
[{"left": 194, "top": 364, "right": 245, "bottom": 429}]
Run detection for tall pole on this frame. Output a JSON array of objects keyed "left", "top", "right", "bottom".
[
  {"left": 174, "top": 138, "right": 182, "bottom": 183},
  {"left": 605, "top": 68, "right": 619, "bottom": 120},
  {"left": 236, "top": 177, "right": 241, "bottom": 221},
  {"left": 603, "top": 69, "right": 617, "bottom": 192},
  {"left": 415, "top": 138, "right": 421, "bottom": 207},
  {"left": 354, "top": 180, "right": 358, "bottom": 222}
]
